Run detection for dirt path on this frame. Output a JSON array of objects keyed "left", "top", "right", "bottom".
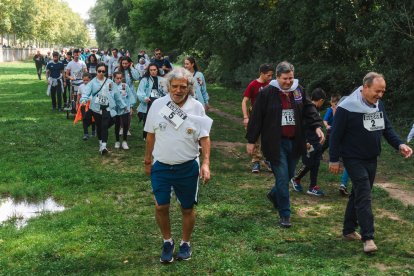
[
  {"left": 209, "top": 107, "right": 241, "bottom": 124},
  {"left": 376, "top": 182, "right": 414, "bottom": 207}
]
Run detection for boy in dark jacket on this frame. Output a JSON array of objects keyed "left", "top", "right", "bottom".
[{"left": 290, "top": 88, "right": 326, "bottom": 196}]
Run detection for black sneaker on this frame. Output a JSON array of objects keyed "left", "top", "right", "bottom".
[
  {"left": 339, "top": 184, "right": 349, "bottom": 196},
  {"left": 280, "top": 217, "right": 291, "bottom": 228},
  {"left": 160, "top": 240, "right": 175, "bottom": 263},
  {"left": 83, "top": 134, "right": 89, "bottom": 141},
  {"left": 266, "top": 192, "right": 278, "bottom": 209},
  {"left": 177, "top": 242, "right": 191, "bottom": 261}
]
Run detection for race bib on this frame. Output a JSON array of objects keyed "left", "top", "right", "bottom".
[
  {"left": 159, "top": 101, "right": 187, "bottom": 129},
  {"left": 89, "top": 66, "right": 96, "bottom": 74},
  {"left": 150, "top": 89, "right": 160, "bottom": 98},
  {"left": 281, "top": 109, "right": 295, "bottom": 126},
  {"left": 95, "top": 93, "right": 109, "bottom": 106},
  {"left": 363, "top": 112, "right": 384, "bottom": 131}
]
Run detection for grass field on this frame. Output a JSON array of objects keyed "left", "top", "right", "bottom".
[{"left": 0, "top": 62, "right": 413, "bottom": 275}]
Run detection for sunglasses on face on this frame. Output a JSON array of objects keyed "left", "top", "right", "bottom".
[{"left": 97, "top": 70, "right": 106, "bottom": 73}]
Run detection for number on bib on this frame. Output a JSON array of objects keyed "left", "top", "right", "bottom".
[
  {"left": 363, "top": 112, "right": 385, "bottom": 131},
  {"left": 281, "top": 109, "right": 295, "bottom": 126}
]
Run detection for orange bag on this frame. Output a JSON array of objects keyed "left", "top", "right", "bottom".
[{"left": 73, "top": 100, "right": 95, "bottom": 124}]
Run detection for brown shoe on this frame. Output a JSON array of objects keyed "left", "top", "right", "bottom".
[
  {"left": 343, "top": 231, "right": 362, "bottom": 241},
  {"left": 363, "top": 240, "right": 378, "bottom": 253}
]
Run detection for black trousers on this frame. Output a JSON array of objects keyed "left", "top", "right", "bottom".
[
  {"left": 63, "top": 80, "right": 70, "bottom": 105},
  {"left": 81, "top": 106, "right": 96, "bottom": 134},
  {"left": 93, "top": 110, "right": 114, "bottom": 143},
  {"left": 295, "top": 143, "right": 323, "bottom": 187},
  {"left": 36, "top": 64, "right": 42, "bottom": 79},
  {"left": 342, "top": 158, "right": 377, "bottom": 241},
  {"left": 50, "top": 80, "right": 63, "bottom": 109},
  {"left": 137, "top": 112, "right": 147, "bottom": 139},
  {"left": 115, "top": 113, "right": 130, "bottom": 141}
]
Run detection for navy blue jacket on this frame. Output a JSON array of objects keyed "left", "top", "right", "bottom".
[{"left": 329, "top": 101, "right": 402, "bottom": 162}]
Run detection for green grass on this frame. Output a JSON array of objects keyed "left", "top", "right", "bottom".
[{"left": 0, "top": 62, "right": 413, "bottom": 275}]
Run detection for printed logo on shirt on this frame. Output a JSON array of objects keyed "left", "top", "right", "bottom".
[
  {"left": 159, "top": 122, "right": 167, "bottom": 131},
  {"left": 293, "top": 90, "right": 302, "bottom": 102},
  {"left": 186, "top": 128, "right": 194, "bottom": 135},
  {"left": 121, "top": 83, "right": 127, "bottom": 96}
]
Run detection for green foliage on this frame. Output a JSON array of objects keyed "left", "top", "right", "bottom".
[
  {"left": 0, "top": 0, "right": 89, "bottom": 47},
  {"left": 91, "top": 0, "right": 413, "bottom": 116}
]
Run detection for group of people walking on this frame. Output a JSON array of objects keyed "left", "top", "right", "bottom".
[
  {"left": 244, "top": 61, "right": 412, "bottom": 254},
  {"left": 35, "top": 50, "right": 413, "bottom": 262},
  {"left": 38, "top": 47, "right": 210, "bottom": 154}
]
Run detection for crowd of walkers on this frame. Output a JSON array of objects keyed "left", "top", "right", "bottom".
[
  {"left": 37, "top": 47, "right": 209, "bottom": 153},
  {"left": 34, "top": 50, "right": 414, "bottom": 262}
]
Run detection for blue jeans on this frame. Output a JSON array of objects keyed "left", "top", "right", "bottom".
[
  {"left": 341, "top": 169, "right": 349, "bottom": 187},
  {"left": 269, "top": 139, "right": 298, "bottom": 218}
]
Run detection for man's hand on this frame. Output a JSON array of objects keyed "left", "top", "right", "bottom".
[
  {"left": 329, "top": 162, "right": 342, "bottom": 175},
  {"left": 246, "top": 143, "right": 255, "bottom": 155},
  {"left": 200, "top": 163, "right": 210, "bottom": 184},
  {"left": 243, "top": 118, "right": 249, "bottom": 129},
  {"left": 315, "top": 127, "right": 325, "bottom": 144},
  {"left": 399, "top": 144, "right": 413, "bottom": 158},
  {"left": 144, "top": 160, "right": 152, "bottom": 176}
]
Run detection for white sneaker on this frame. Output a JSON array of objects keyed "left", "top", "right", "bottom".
[
  {"left": 100, "top": 142, "right": 108, "bottom": 155},
  {"left": 127, "top": 130, "right": 131, "bottom": 136},
  {"left": 119, "top": 128, "right": 123, "bottom": 135},
  {"left": 114, "top": 142, "right": 121, "bottom": 149},
  {"left": 100, "top": 147, "right": 108, "bottom": 155},
  {"left": 99, "top": 140, "right": 102, "bottom": 152},
  {"left": 122, "top": 141, "right": 129, "bottom": 150}
]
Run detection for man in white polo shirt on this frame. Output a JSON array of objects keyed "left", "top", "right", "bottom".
[{"left": 144, "top": 67, "right": 212, "bottom": 263}]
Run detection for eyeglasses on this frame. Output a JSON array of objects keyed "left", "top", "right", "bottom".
[
  {"left": 97, "top": 70, "right": 106, "bottom": 73},
  {"left": 155, "top": 53, "right": 162, "bottom": 56}
]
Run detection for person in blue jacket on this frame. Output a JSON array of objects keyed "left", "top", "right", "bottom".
[
  {"left": 329, "top": 72, "right": 412, "bottom": 253},
  {"left": 80, "top": 63, "right": 127, "bottom": 155},
  {"left": 112, "top": 71, "right": 136, "bottom": 150},
  {"left": 136, "top": 63, "right": 167, "bottom": 140},
  {"left": 184, "top": 57, "right": 209, "bottom": 111},
  {"left": 118, "top": 56, "right": 140, "bottom": 136}
]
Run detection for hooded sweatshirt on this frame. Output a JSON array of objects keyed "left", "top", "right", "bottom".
[{"left": 329, "top": 87, "right": 402, "bottom": 162}]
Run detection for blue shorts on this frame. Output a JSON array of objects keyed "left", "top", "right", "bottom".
[{"left": 151, "top": 159, "right": 200, "bottom": 209}]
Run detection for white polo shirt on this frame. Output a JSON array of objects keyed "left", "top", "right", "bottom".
[{"left": 144, "top": 94, "right": 212, "bottom": 165}]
